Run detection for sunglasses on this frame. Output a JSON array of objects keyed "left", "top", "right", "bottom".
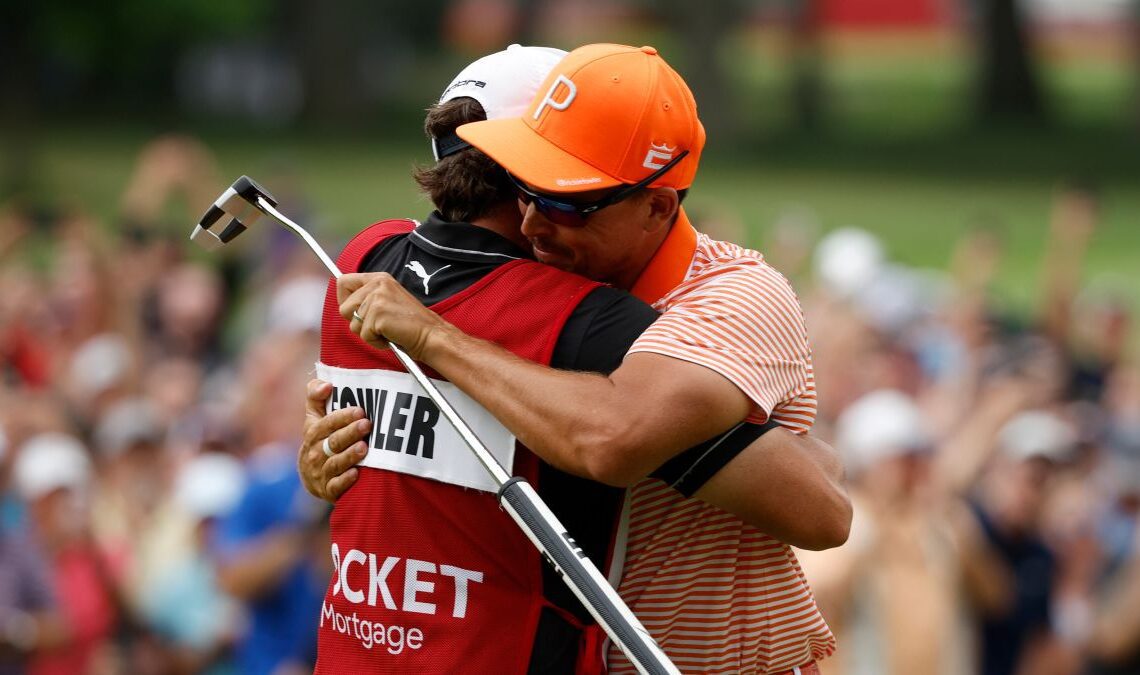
[{"left": 509, "top": 150, "right": 689, "bottom": 227}]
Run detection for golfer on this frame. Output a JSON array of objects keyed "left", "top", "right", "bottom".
[
  {"left": 308, "top": 45, "right": 841, "bottom": 674},
  {"left": 335, "top": 44, "right": 842, "bottom": 674}
]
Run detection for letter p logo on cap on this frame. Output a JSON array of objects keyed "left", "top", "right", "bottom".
[{"left": 533, "top": 75, "right": 577, "bottom": 120}]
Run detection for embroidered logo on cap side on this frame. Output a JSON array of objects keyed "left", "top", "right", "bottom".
[{"left": 642, "top": 142, "right": 676, "bottom": 170}]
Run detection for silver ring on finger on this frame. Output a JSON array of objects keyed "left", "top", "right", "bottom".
[
  {"left": 351, "top": 309, "right": 364, "bottom": 323},
  {"left": 322, "top": 436, "right": 334, "bottom": 458}
]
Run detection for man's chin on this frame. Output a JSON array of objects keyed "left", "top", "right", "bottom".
[{"left": 533, "top": 248, "right": 574, "bottom": 272}]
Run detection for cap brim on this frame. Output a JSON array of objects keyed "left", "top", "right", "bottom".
[{"left": 458, "top": 118, "right": 622, "bottom": 193}]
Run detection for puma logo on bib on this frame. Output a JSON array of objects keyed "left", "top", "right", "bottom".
[{"left": 405, "top": 261, "right": 451, "bottom": 295}]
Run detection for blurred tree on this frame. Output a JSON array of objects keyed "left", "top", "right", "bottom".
[
  {"left": 1135, "top": 0, "right": 1140, "bottom": 132},
  {"left": 790, "top": 0, "right": 824, "bottom": 131},
  {"left": 285, "top": 0, "right": 366, "bottom": 123},
  {"left": 283, "top": 0, "right": 457, "bottom": 124},
  {"left": 977, "top": 0, "right": 1045, "bottom": 122},
  {"left": 515, "top": 0, "right": 544, "bottom": 45},
  {"left": 0, "top": 1, "right": 37, "bottom": 197},
  {"left": 0, "top": 3, "right": 34, "bottom": 116},
  {"left": 1, "top": 0, "right": 270, "bottom": 112},
  {"left": 654, "top": 0, "right": 748, "bottom": 141}
]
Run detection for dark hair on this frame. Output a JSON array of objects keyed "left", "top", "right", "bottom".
[{"left": 412, "top": 98, "right": 514, "bottom": 223}]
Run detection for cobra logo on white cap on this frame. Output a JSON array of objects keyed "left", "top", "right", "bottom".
[{"left": 533, "top": 75, "right": 577, "bottom": 120}]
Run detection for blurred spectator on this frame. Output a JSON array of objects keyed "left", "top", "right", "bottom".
[
  {"left": 88, "top": 398, "right": 172, "bottom": 608},
  {"left": 50, "top": 228, "right": 122, "bottom": 355},
  {"left": 0, "top": 431, "right": 67, "bottom": 675},
  {"left": 211, "top": 331, "right": 328, "bottom": 675},
  {"left": 0, "top": 258, "right": 51, "bottom": 390},
  {"left": 0, "top": 526, "right": 66, "bottom": 675},
  {"left": 150, "top": 263, "right": 226, "bottom": 369},
  {"left": 63, "top": 334, "right": 136, "bottom": 424},
  {"left": 142, "top": 357, "right": 204, "bottom": 427},
  {"left": 11, "top": 433, "right": 119, "bottom": 675},
  {"left": 800, "top": 390, "right": 1009, "bottom": 675},
  {"left": 138, "top": 453, "right": 246, "bottom": 675},
  {"left": 1086, "top": 455, "right": 1140, "bottom": 673},
  {"left": 971, "top": 411, "right": 1076, "bottom": 675}
]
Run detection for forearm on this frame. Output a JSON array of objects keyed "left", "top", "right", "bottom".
[
  {"left": 216, "top": 530, "right": 305, "bottom": 600},
  {"left": 950, "top": 502, "right": 1014, "bottom": 616},
  {"left": 424, "top": 324, "right": 658, "bottom": 484},
  {"left": 934, "top": 388, "right": 1026, "bottom": 495},
  {"left": 694, "top": 429, "right": 851, "bottom": 549},
  {"left": 342, "top": 272, "right": 748, "bottom": 484},
  {"left": 1090, "top": 561, "right": 1140, "bottom": 662}
]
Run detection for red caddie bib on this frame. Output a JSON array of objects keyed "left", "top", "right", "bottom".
[{"left": 314, "top": 220, "right": 601, "bottom": 674}]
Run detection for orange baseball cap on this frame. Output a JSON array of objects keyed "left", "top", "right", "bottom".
[{"left": 457, "top": 43, "right": 705, "bottom": 193}]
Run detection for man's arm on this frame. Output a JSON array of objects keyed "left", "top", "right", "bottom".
[
  {"left": 694, "top": 428, "right": 849, "bottom": 550},
  {"left": 339, "top": 272, "right": 850, "bottom": 546},
  {"left": 301, "top": 380, "right": 850, "bottom": 550},
  {"left": 214, "top": 529, "right": 310, "bottom": 601},
  {"left": 345, "top": 272, "right": 751, "bottom": 485}
]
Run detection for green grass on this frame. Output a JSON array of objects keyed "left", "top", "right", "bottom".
[
  {"left": 694, "top": 163, "right": 1139, "bottom": 309},
  {"left": 20, "top": 124, "right": 1137, "bottom": 326}
]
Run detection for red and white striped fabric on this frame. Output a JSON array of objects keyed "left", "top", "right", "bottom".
[{"left": 610, "top": 230, "right": 835, "bottom": 673}]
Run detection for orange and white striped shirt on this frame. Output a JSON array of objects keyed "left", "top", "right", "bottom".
[{"left": 608, "top": 211, "right": 835, "bottom": 673}]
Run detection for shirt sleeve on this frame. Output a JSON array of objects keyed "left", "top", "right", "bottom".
[
  {"left": 627, "top": 260, "right": 817, "bottom": 431},
  {"left": 650, "top": 419, "right": 780, "bottom": 497},
  {"left": 551, "top": 286, "right": 658, "bottom": 374},
  {"left": 551, "top": 285, "right": 790, "bottom": 496}
]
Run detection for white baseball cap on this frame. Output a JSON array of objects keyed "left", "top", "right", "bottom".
[
  {"left": 836, "top": 389, "right": 929, "bottom": 473},
  {"left": 94, "top": 398, "right": 165, "bottom": 457},
  {"left": 999, "top": 410, "right": 1076, "bottom": 463},
  {"left": 174, "top": 452, "right": 246, "bottom": 521},
  {"left": 813, "top": 227, "right": 885, "bottom": 298},
  {"left": 432, "top": 44, "right": 567, "bottom": 160},
  {"left": 266, "top": 274, "right": 327, "bottom": 334},
  {"left": 13, "top": 433, "right": 92, "bottom": 500},
  {"left": 69, "top": 333, "right": 132, "bottom": 401}
]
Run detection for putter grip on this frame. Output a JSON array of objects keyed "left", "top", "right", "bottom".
[{"left": 498, "top": 478, "right": 675, "bottom": 675}]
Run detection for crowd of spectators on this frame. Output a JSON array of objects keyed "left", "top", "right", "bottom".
[
  {"left": 1, "top": 136, "right": 330, "bottom": 675},
  {"left": 781, "top": 183, "right": 1140, "bottom": 675},
  {"left": 1, "top": 135, "right": 1137, "bottom": 674}
]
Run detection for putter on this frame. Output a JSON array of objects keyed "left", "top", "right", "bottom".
[{"left": 192, "top": 176, "right": 679, "bottom": 675}]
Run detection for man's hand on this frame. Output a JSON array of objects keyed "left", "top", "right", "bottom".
[
  {"left": 337, "top": 273, "right": 454, "bottom": 360},
  {"left": 298, "top": 379, "right": 371, "bottom": 502}
]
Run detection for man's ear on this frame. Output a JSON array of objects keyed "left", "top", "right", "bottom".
[{"left": 643, "top": 188, "right": 679, "bottom": 233}]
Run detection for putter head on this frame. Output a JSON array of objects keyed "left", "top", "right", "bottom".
[{"left": 190, "top": 176, "right": 279, "bottom": 250}]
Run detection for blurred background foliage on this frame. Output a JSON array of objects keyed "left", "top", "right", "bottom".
[{"left": 2, "top": 0, "right": 1138, "bottom": 320}]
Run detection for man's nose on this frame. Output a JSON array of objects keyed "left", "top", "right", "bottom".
[{"left": 520, "top": 203, "right": 553, "bottom": 239}]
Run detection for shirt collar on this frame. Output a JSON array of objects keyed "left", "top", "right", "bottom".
[
  {"left": 630, "top": 208, "right": 698, "bottom": 304},
  {"left": 413, "top": 211, "right": 532, "bottom": 262}
]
